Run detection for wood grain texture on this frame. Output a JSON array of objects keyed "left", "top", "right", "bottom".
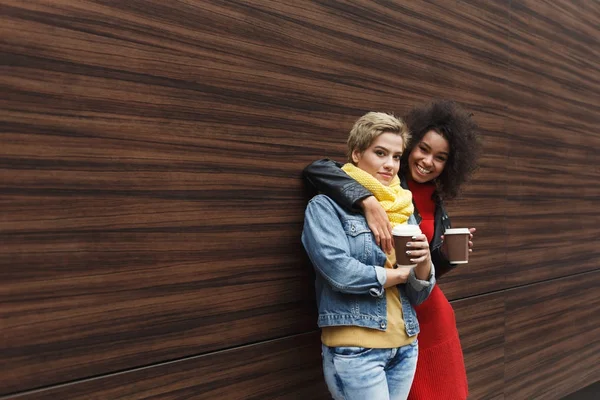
[
  {"left": 443, "top": 0, "right": 600, "bottom": 299},
  {"left": 7, "top": 275, "right": 597, "bottom": 400},
  {"left": 454, "top": 292, "right": 506, "bottom": 400},
  {"left": 1, "top": 0, "right": 599, "bottom": 398},
  {"left": 0, "top": 0, "right": 516, "bottom": 393},
  {"left": 0, "top": 0, "right": 336, "bottom": 393},
  {"left": 393, "top": 0, "right": 513, "bottom": 300},
  {"left": 503, "top": 0, "right": 600, "bottom": 286},
  {"left": 504, "top": 270, "right": 600, "bottom": 399},
  {"left": 2, "top": 332, "right": 330, "bottom": 400}
]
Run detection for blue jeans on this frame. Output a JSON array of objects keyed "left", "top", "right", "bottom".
[{"left": 322, "top": 341, "right": 418, "bottom": 400}]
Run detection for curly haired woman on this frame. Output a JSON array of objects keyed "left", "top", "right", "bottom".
[{"left": 303, "top": 100, "right": 482, "bottom": 400}]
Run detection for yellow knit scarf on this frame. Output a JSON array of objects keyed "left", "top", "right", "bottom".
[{"left": 342, "top": 163, "right": 414, "bottom": 226}]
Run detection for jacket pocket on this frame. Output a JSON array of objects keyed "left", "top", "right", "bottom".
[{"left": 342, "top": 218, "right": 372, "bottom": 263}]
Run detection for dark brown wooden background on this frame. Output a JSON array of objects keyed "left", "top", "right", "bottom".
[{"left": 1, "top": 1, "right": 598, "bottom": 399}]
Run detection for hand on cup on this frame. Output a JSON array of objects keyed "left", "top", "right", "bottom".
[
  {"left": 404, "top": 234, "right": 431, "bottom": 266},
  {"left": 405, "top": 233, "right": 432, "bottom": 281},
  {"left": 442, "top": 228, "right": 476, "bottom": 255},
  {"left": 392, "top": 225, "right": 422, "bottom": 268},
  {"left": 392, "top": 224, "right": 432, "bottom": 281},
  {"left": 442, "top": 228, "right": 474, "bottom": 264}
]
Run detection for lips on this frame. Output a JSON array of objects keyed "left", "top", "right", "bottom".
[
  {"left": 379, "top": 172, "right": 393, "bottom": 179},
  {"left": 416, "top": 165, "right": 431, "bottom": 175}
]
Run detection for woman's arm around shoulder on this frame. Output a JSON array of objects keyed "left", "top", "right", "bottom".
[
  {"left": 303, "top": 159, "right": 372, "bottom": 211},
  {"left": 304, "top": 159, "right": 394, "bottom": 252}
]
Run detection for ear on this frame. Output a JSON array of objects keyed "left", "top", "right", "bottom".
[{"left": 351, "top": 149, "right": 361, "bottom": 164}]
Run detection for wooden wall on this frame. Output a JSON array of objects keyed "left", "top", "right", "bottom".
[{"left": 1, "top": 1, "right": 598, "bottom": 399}]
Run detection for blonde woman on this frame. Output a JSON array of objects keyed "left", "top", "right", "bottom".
[
  {"left": 303, "top": 100, "right": 481, "bottom": 399},
  {"left": 302, "top": 112, "right": 435, "bottom": 400}
]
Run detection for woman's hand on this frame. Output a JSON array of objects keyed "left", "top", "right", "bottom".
[
  {"left": 405, "top": 234, "right": 432, "bottom": 281},
  {"left": 441, "top": 227, "right": 476, "bottom": 258},
  {"left": 467, "top": 227, "right": 476, "bottom": 252},
  {"left": 359, "top": 196, "right": 393, "bottom": 254},
  {"left": 384, "top": 267, "right": 411, "bottom": 288}
]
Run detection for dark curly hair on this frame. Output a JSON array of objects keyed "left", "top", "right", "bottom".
[{"left": 401, "top": 100, "right": 482, "bottom": 200}]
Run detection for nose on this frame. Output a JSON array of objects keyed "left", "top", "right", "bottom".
[
  {"left": 383, "top": 156, "right": 394, "bottom": 169},
  {"left": 422, "top": 154, "right": 433, "bottom": 167}
]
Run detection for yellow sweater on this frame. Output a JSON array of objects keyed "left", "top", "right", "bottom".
[{"left": 321, "top": 249, "right": 416, "bottom": 348}]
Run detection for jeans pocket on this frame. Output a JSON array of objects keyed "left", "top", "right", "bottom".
[{"left": 332, "top": 346, "right": 373, "bottom": 358}]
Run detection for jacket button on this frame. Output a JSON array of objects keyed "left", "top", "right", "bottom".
[
  {"left": 380, "top": 322, "right": 386, "bottom": 329},
  {"left": 351, "top": 225, "right": 356, "bottom": 232}
]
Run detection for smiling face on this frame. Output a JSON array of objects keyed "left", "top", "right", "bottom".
[
  {"left": 352, "top": 132, "right": 404, "bottom": 186},
  {"left": 407, "top": 130, "right": 450, "bottom": 183}
]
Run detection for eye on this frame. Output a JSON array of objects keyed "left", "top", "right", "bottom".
[
  {"left": 393, "top": 155, "right": 401, "bottom": 160},
  {"left": 436, "top": 156, "right": 447, "bottom": 162},
  {"left": 375, "top": 150, "right": 385, "bottom": 157}
]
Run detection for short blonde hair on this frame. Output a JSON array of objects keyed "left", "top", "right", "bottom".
[{"left": 347, "top": 112, "right": 410, "bottom": 162}]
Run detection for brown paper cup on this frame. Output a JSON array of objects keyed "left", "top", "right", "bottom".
[
  {"left": 392, "top": 224, "right": 422, "bottom": 268},
  {"left": 444, "top": 228, "right": 470, "bottom": 264}
]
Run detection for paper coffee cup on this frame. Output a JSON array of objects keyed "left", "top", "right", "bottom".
[
  {"left": 444, "top": 228, "right": 470, "bottom": 264},
  {"left": 392, "top": 224, "right": 422, "bottom": 268}
]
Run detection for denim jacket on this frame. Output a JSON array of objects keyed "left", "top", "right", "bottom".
[
  {"left": 302, "top": 194, "right": 436, "bottom": 336},
  {"left": 303, "top": 158, "right": 455, "bottom": 278}
]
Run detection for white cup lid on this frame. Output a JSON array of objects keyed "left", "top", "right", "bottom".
[
  {"left": 444, "top": 228, "right": 470, "bottom": 235},
  {"left": 392, "top": 224, "right": 421, "bottom": 236}
]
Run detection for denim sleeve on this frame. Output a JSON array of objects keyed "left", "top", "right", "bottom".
[
  {"left": 402, "top": 213, "right": 436, "bottom": 305},
  {"left": 302, "top": 159, "right": 373, "bottom": 211},
  {"left": 301, "top": 195, "right": 387, "bottom": 297},
  {"left": 403, "top": 264, "right": 436, "bottom": 306}
]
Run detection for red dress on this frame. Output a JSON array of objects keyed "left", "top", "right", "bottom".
[{"left": 408, "top": 181, "right": 468, "bottom": 400}]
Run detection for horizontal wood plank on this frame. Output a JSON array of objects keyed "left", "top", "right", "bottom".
[
  {"left": 504, "top": 270, "right": 600, "bottom": 399},
  {"left": 453, "top": 292, "right": 506, "bottom": 400},
  {"left": 3, "top": 332, "right": 330, "bottom": 400}
]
